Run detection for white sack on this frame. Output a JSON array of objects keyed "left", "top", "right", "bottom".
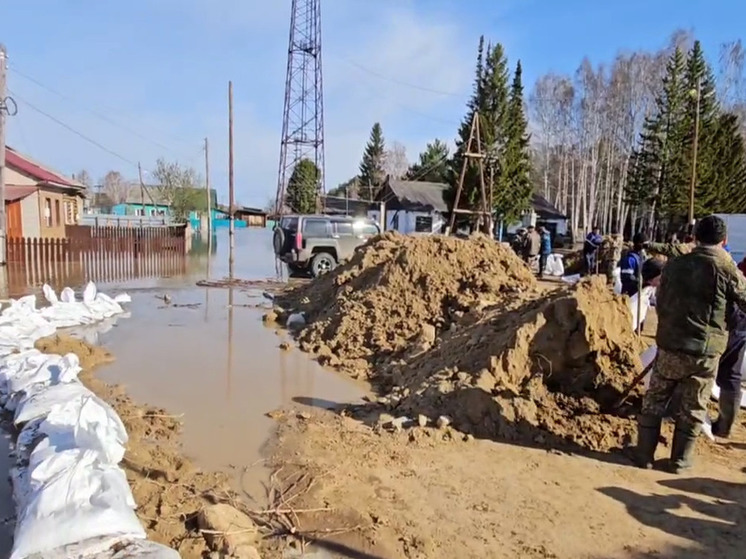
[
  {"left": 543, "top": 254, "right": 565, "bottom": 277},
  {"left": 629, "top": 286, "right": 656, "bottom": 330},
  {"left": 10, "top": 448, "right": 144, "bottom": 559},
  {"left": 14, "top": 381, "right": 94, "bottom": 426}
]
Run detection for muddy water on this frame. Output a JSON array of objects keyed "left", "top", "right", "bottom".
[{"left": 89, "top": 228, "right": 367, "bottom": 498}]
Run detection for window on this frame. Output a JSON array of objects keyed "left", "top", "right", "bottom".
[
  {"left": 333, "top": 221, "right": 354, "bottom": 236},
  {"left": 54, "top": 200, "right": 61, "bottom": 226},
  {"left": 64, "top": 200, "right": 75, "bottom": 225},
  {"left": 415, "top": 215, "right": 433, "bottom": 233},
  {"left": 134, "top": 208, "right": 146, "bottom": 217},
  {"left": 281, "top": 217, "right": 298, "bottom": 231},
  {"left": 302, "top": 218, "right": 330, "bottom": 237},
  {"left": 44, "top": 198, "right": 52, "bottom": 227}
]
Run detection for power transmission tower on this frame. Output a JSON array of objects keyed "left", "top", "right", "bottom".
[{"left": 274, "top": 0, "right": 325, "bottom": 215}]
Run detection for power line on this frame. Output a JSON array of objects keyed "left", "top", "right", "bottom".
[
  {"left": 9, "top": 88, "right": 142, "bottom": 169},
  {"left": 339, "top": 56, "right": 465, "bottom": 98},
  {"left": 8, "top": 65, "right": 190, "bottom": 153}
]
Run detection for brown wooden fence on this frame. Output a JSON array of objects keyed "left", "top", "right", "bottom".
[{"left": 5, "top": 225, "right": 188, "bottom": 295}]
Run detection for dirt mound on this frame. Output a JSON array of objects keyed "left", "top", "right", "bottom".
[
  {"left": 375, "top": 277, "right": 647, "bottom": 451},
  {"left": 277, "top": 232, "right": 538, "bottom": 378}
]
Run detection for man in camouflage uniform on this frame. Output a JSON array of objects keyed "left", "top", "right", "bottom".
[{"left": 635, "top": 215, "right": 746, "bottom": 473}]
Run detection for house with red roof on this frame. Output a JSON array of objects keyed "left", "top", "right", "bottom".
[{"left": 5, "top": 146, "right": 87, "bottom": 238}]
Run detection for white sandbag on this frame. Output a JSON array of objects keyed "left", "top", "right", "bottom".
[
  {"left": 561, "top": 273, "right": 581, "bottom": 285},
  {"left": 14, "top": 381, "right": 93, "bottom": 426},
  {"left": 543, "top": 254, "right": 565, "bottom": 277},
  {"left": 10, "top": 448, "right": 144, "bottom": 559},
  {"left": 5, "top": 353, "right": 81, "bottom": 401},
  {"left": 629, "top": 286, "right": 656, "bottom": 330},
  {"left": 83, "top": 282, "right": 97, "bottom": 304},
  {"left": 39, "top": 393, "right": 128, "bottom": 464},
  {"left": 113, "top": 293, "right": 132, "bottom": 304},
  {"left": 60, "top": 286, "right": 76, "bottom": 304}
]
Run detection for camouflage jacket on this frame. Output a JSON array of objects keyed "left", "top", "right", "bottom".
[
  {"left": 656, "top": 245, "right": 746, "bottom": 357},
  {"left": 646, "top": 241, "right": 695, "bottom": 258}
]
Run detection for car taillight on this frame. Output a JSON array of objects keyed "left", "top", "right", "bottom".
[{"left": 295, "top": 232, "right": 303, "bottom": 250}]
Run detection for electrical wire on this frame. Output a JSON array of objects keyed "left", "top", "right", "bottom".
[
  {"left": 8, "top": 65, "right": 191, "bottom": 153},
  {"left": 338, "top": 56, "right": 465, "bottom": 98}
]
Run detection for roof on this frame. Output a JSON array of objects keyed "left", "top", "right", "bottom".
[
  {"left": 5, "top": 147, "right": 84, "bottom": 189},
  {"left": 532, "top": 193, "right": 566, "bottom": 220},
  {"left": 381, "top": 179, "right": 449, "bottom": 212},
  {"left": 321, "top": 195, "right": 374, "bottom": 215},
  {"left": 4, "top": 186, "right": 38, "bottom": 202}
]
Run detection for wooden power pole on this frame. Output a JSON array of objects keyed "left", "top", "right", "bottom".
[
  {"left": 0, "top": 44, "right": 8, "bottom": 265},
  {"left": 204, "top": 137, "right": 212, "bottom": 233},
  {"left": 228, "top": 81, "right": 235, "bottom": 276},
  {"left": 447, "top": 111, "right": 491, "bottom": 235}
]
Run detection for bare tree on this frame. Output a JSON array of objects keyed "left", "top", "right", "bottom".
[
  {"left": 100, "top": 171, "right": 132, "bottom": 204},
  {"left": 74, "top": 169, "right": 92, "bottom": 187},
  {"left": 152, "top": 158, "right": 204, "bottom": 220},
  {"left": 383, "top": 142, "right": 409, "bottom": 180}
]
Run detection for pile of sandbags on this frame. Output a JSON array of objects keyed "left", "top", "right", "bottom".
[{"left": 0, "top": 283, "right": 180, "bottom": 559}]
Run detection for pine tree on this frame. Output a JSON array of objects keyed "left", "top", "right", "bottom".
[
  {"left": 450, "top": 37, "right": 487, "bottom": 207},
  {"left": 699, "top": 112, "right": 746, "bottom": 213},
  {"left": 358, "top": 123, "right": 386, "bottom": 200},
  {"left": 406, "top": 139, "right": 451, "bottom": 183},
  {"left": 494, "top": 60, "right": 532, "bottom": 222},
  {"left": 625, "top": 47, "right": 688, "bottom": 228},
  {"left": 286, "top": 158, "right": 319, "bottom": 214}
]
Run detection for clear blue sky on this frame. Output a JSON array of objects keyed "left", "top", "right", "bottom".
[{"left": 1, "top": 0, "right": 744, "bottom": 207}]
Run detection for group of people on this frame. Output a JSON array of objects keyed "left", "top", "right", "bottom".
[
  {"left": 631, "top": 215, "right": 746, "bottom": 473},
  {"left": 512, "top": 225, "right": 552, "bottom": 277}
]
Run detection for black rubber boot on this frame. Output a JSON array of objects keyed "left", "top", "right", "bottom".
[
  {"left": 668, "top": 425, "right": 700, "bottom": 474},
  {"left": 712, "top": 389, "right": 742, "bottom": 439},
  {"left": 634, "top": 414, "right": 662, "bottom": 469}
]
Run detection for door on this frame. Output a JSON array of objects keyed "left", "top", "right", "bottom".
[{"left": 7, "top": 201, "right": 23, "bottom": 238}]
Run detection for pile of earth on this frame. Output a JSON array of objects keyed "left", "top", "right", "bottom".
[
  {"left": 274, "top": 232, "right": 539, "bottom": 379},
  {"left": 374, "top": 276, "right": 648, "bottom": 451}
]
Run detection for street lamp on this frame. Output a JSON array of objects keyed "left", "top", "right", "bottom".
[{"left": 688, "top": 79, "right": 715, "bottom": 224}]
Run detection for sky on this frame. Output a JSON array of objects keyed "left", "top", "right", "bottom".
[{"left": 2, "top": 0, "right": 746, "bottom": 208}]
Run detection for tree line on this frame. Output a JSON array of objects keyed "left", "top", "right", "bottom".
[
  {"left": 73, "top": 159, "right": 208, "bottom": 221},
  {"left": 286, "top": 29, "right": 746, "bottom": 239}
]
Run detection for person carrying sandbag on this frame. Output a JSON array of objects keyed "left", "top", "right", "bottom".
[{"left": 634, "top": 215, "right": 746, "bottom": 473}]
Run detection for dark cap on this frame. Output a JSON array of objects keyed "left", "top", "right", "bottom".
[{"left": 633, "top": 232, "right": 648, "bottom": 245}]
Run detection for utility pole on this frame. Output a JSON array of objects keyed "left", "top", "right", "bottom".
[
  {"left": 0, "top": 44, "right": 8, "bottom": 265},
  {"left": 688, "top": 78, "right": 702, "bottom": 224},
  {"left": 137, "top": 162, "right": 145, "bottom": 225},
  {"left": 228, "top": 81, "right": 235, "bottom": 277},
  {"left": 204, "top": 137, "right": 212, "bottom": 237}
]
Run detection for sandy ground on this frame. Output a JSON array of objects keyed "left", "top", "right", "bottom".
[{"left": 266, "top": 409, "right": 746, "bottom": 559}]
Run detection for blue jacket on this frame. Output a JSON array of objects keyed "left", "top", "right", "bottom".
[
  {"left": 540, "top": 233, "right": 552, "bottom": 255},
  {"left": 584, "top": 232, "right": 602, "bottom": 254},
  {"left": 619, "top": 250, "right": 642, "bottom": 296}
]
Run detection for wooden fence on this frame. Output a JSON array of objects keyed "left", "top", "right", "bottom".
[{"left": 5, "top": 225, "right": 188, "bottom": 295}]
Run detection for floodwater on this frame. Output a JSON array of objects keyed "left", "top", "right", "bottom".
[{"left": 88, "top": 228, "right": 367, "bottom": 496}]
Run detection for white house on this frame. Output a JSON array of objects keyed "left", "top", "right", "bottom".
[
  {"left": 505, "top": 194, "right": 568, "bottom": 239},
  {"left": 370, "top": 179, "right": 448, "bottom": 234}
]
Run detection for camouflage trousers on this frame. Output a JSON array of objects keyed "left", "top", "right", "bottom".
[{"left": 641, "top": 349, "right": 719, "bottom": 429}]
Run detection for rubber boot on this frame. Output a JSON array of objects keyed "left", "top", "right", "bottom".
[
  {"left": 712, "top": 389, "right": 742, "bottom": 439},
  {"left": 668, "top": 424, "right": 700, "bottom": 474},
  {"left": 634, "top": 414, "right": 662, "bottom": 469}
]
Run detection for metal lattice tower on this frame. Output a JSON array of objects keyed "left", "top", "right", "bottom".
[{"left": 275, "top": 0, "right": 325, "bottom": 214}]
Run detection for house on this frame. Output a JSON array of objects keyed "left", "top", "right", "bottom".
[
  {"left": 112, "top": 188, "right": 172, "bottom": 217},
  {"left": 504, "top": 194, "right": 569, "bottom": 239},
  {"left": 372, "top": 179, "right": 449, "bottom": 234},
  {"left": 5, "top": 146, "right": 87, "bottom": 238},
  {"left": 321, "top": 195, "right": 374, "bottom": 216},
  {"left": 233, "top": 207, "right": 267, "bottom": 228}
]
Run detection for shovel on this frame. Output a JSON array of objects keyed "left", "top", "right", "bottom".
[{"left": 611, "top": 358, "right": 656, "bottom": 410}]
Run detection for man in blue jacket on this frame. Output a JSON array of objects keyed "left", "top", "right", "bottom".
[
  {"left": 620, "top": 233, "right": 647, "bottom": 296},
  {"left": 583, "top": 226, "right": 603, "bottom": 275},
  {"left": 539, "top": 227, "right": 552, "bottom": 278}
]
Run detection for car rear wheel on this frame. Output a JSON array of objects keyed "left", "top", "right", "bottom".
[
  {"left": 311, "top": 252, "right": 336, "bottom": 277},
  {"left": 273, "top": 227, "right": 285, "bottom": 255}
]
